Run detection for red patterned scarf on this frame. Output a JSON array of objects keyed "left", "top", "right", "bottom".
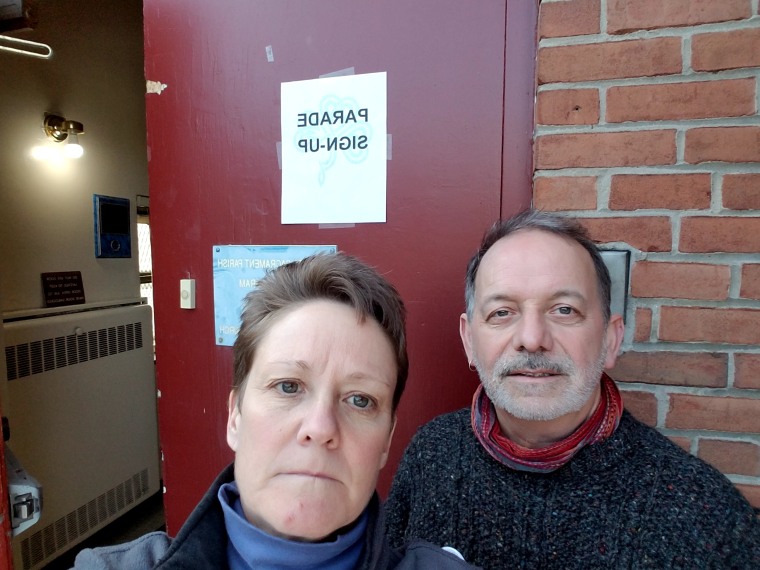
[{"left": 470, "top": 373, "right": 623, "bottom": 473}]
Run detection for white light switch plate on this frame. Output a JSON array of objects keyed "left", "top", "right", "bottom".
[{"left": 180, "top": 279, "right": 196, "bottom": 309}]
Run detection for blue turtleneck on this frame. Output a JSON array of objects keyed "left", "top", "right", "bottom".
[{"left": 218, "top": 481, "right": 368, "bottom": 570}]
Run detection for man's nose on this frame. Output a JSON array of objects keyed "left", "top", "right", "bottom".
[
  {"left": 297, "top": 398, "right": 340, "bottom": 447},
  {"left": 511, "top": 311, "right": 552, "bottom": 353}
]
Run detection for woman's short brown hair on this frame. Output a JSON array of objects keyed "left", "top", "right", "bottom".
[{"left": 232, "top": 252, "right": 408, "bottom": 412}]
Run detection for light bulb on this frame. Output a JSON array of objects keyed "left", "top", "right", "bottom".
[{"left": 64, "top": 133, "right": 84, "bottom": 158}]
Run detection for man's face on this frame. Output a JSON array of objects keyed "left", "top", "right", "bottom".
[{"left": 460, "top": 229, "right": 623, "bottom": 423}]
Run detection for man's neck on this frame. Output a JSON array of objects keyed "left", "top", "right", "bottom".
[{"left": 494, "top": 389, "right": 602, "bottom": 449}]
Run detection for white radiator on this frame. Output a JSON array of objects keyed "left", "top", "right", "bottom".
[{"left": 2, "top": 304, "right": 160, "bottom": 570}]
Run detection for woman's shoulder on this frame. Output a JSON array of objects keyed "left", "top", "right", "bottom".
[{"left": 71, "top": 531, "right": 172, "bottom": 569}]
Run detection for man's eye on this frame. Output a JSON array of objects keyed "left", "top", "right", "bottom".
[
  {"left": 491, "top": 309, "right": 511, "bottom": 319},
  {"left": 557, "top": 306, "right": 574, "bottom": 315},
  {"left": 349, "top": 394, "right": 371, "bottom": 409},
  {"left": 277, "top": 381, "right": 299, "bottom": 394}
]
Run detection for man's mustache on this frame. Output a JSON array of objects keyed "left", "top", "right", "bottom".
[{"left": 492, "top": 353, "right": 575, "bottom": 377}]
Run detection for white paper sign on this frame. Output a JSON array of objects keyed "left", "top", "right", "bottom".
[{"left": 281, "top": 72, "right": 387, "bottom": 224}]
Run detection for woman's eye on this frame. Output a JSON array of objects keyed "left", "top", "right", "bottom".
[
  {"left": 276, "top": 381, "right": 299, "bottom": 394},
  {"left": 349, "top": 394, "right": 372, "bottom": 409},
  {"left": 557, "top": 306, "right": 574, "bottom": 315}
]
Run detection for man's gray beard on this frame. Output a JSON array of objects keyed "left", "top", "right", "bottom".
[{"left": 476, "top": 348, "right": 607, "bottom": 421}]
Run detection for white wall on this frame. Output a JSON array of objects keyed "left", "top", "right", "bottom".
[{"left": 0, "top": 0, "right": 147, "bottom": 313}]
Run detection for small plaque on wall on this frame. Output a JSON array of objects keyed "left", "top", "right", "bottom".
[
  {"left": 41, "top": 271, "right": 86, "bottom": 308},
  {"left": 0, "top": 0, "right": 38, "bottom": 33}
]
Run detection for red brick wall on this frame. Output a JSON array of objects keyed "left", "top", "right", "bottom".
[{"left": 535, "top": 0, "right": 760, "bottom": 507}]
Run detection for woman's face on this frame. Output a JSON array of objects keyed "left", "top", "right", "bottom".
[{"left": 226, "top": 300, "right": 397, "bottom": 541}]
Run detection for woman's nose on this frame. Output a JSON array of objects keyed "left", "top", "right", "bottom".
[{"left": 297, "top": 399, "right": 340, "bottom": 447}]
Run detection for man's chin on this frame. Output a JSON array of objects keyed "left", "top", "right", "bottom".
[{"left": 491, "top": 392, "right": 587, "bottom": 422}]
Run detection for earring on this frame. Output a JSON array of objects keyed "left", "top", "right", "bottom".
[{"left": 468, "top": 361, "right": 476, "bottom": 372}]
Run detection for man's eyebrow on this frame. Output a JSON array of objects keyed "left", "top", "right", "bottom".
[
  {"left": 549, "top": 289, "right": 587, "bottom": 303},
  {"left": 480, "top": 293, "right": 516, "bottom": 306},
  {"left": 479, "top": 290, "right": 587, "bottom": 305}
]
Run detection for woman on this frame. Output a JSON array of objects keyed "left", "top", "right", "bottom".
[{"left": 73, "top": 253, "right": 476, "bottom": 569}]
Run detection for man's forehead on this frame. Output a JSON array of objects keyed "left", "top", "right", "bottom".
[
  {"left": 482, "top": 229, "right": 592, "bottom": 262},
  {"left": 476, "top": 229, "right": 597, "bottom": 291}
]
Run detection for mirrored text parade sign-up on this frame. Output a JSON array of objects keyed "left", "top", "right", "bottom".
[{"left": 281, "top": 72, "right": 387, "bottom": 224}]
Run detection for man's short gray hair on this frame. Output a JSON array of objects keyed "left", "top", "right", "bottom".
[{"left": 464, "top": 209, "right": 612, "bottom": 323}]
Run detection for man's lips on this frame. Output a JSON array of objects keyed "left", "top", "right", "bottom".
[{"left": 507, "top": 369, "right": 562, "bottom": 378}]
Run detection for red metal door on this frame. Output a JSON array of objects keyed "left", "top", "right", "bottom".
[
  {"left": 143, "top": 0, "right": 536, "bottom": 532},
  {"left": 0, "top": 429, "right": 12, "bottom": 569},
  {"left": 1, "top": 321, "right": 13, "bottom": 568}
]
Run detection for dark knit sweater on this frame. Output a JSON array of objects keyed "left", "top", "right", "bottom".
[{"left": 385, "top": 409, "right": 760, "bottom": 569}]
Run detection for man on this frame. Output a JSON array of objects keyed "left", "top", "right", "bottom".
[{"left": 385, "top": 209, "right": 760, "bottom": 569}]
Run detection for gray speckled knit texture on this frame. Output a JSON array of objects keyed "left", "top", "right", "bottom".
[{"left": 385, "top": 409, "right": 760, "bottom": 569}]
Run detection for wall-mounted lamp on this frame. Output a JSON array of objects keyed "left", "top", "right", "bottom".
[{"left": 43, "top": 114, "right": 85, "bottom": 158}]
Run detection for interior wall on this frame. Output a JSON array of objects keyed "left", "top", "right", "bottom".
[{"left": 0, "top": 0, "right": 148, "bottom": 313}]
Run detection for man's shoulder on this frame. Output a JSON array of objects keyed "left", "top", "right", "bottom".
[
  {"left": 615, "top": 412, "right": 750, "bottom": 503},
  {"left": 617, "top": 411, "right": 707, "bottom": 467},
  {"left": 407, "top": 408, "right": 471, "bottom": 448}
]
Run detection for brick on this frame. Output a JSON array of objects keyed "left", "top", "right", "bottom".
[
  {"left": 537, "top": 89, "right": 600, "bottom": 126},
  {"left": 612, "top": 351, "right": 727, "bottom": 388},
  {"left": 693, "top": 28, "right": 760, "bottom": 72},
  {"left": 735, "top": 484, "right": 760, "bottom": 510},
  {"left": 668, "top": 436, "right": 692, "bottom": 453},
  {"left": 608, "top": 0, "right": 750, "bottom": 34},
  {"left": 685, "top": 126, "right": 760, "bottom": 163},
  {"left": 660, "top": 306, "right": 760, "bottom": 345},
  {"left": 723, "top": 174, "right": 760, "bottom": 210},
  {"left": 631, "top": 261, "right": 729, "bottom": 300},
  {"left": 539, "top": 0, "right": 600, "bottom": 39},
  {"left": 534, "top": 176, "right": 597, "bottom": 211},
  {"left": 681, "top": 217, "right": 760, "bottom": 253},
  {"left": 538, "top": 38, "right": 682, "bottom": 84},
  {"left": 620, "top": 389, "right": 657, "bottom": 426},
  {"left": 535, "top": 131, "right": 676, "bottom": 169},
  {"left": 607, "top": 79, "right": 755, "bottom": 123},
  {"left": 697, "top": 439, "right": 760, "bottom": 476},
  {"left": 609, "top": 174, "right": 711, "bottom": 210},
  {"left": 667, "top": 394, "right": 760, "bottom": 432},
  {"left": 735, "top": 354, "right": 760, "bottom": 389},
  {"left": 740, "top": 265, "right": 760, "bottom": 300},
  {"left": 578, "top": 216, "right": 671, "bottom": 252},
  {"left": 634, "top": 307, "right": 652, "bottom": 342}
]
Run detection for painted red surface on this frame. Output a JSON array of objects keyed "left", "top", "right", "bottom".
[
  {"left": 144, "top": 0, "right": 536, "bottom": 533},
  {"left": 0, "top": 433, "right": 12, "bottom": 570}
]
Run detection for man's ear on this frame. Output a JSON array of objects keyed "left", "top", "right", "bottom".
[
  {"left": 459, "top": 312, "right": 474, "bottom": 364},
  {"left": 603, "top": 314, "right": 625, "bottom": 370},
  {"left": 226, "top": 390, "right": 241, "bottom": 453}
]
